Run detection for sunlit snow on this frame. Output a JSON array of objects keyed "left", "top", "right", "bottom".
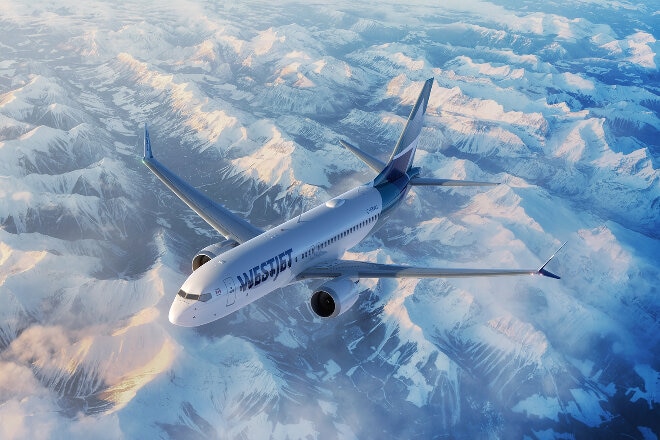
[{"left": 0, "top": 0, "right": 658, "bottom": 439}]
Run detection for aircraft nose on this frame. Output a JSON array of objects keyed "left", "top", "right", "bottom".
[{"left": 168, "top": 296, "right": 197, "bottom": 327}]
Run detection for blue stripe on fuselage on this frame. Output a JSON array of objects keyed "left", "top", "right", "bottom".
[{"left": 374, "top": 164, "right": 420, "bottom": 215}]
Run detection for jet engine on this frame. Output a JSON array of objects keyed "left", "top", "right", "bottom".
[
  {"left": 310, "top": 277, "right": 360, "bottom": 318},
  {"left": 192, "top": 239, "right": 238, "bottom": 271}
]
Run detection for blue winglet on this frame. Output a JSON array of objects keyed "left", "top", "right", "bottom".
[
  {"left": 538, "top": 241, "right": 567, "bottom": 279},
  {"left": 144, "top": 124, "right": 153, "bottom": 159}
]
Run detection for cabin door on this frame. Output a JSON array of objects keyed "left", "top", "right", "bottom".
[{"left": 224, "top": 277, "right": 236, "bottom": 306}]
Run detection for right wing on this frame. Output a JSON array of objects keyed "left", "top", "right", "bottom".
[
  {"left": 142, "top": 126, "right": 263, "bottom": 243},
  {"left": 298, "top": 243, "right": 566, "bottom": 280}
]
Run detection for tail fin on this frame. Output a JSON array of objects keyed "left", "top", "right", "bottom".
[{"left": 374, "top": 78, "right": 433, "bottom": 185}]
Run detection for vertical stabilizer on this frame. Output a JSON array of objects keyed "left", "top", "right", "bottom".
[{"left": 374, "top": 78, "right": 433, "bottom": 185}]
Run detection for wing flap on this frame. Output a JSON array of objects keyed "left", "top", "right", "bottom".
[
  {"left": 410, "top": 177, "right": 499, "bottom": 187},
  {"left": 142, "top": 126, "right": 262, "bottom": 243}
]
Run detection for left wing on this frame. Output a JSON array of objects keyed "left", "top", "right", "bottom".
[
  {"left": 298, "top": 243, "right": 565, "bottom": 280},
  {"left": 142, "top": 125, "right": 263, "bottom": 243}
]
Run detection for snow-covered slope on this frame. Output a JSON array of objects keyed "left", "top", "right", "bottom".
[{"left": 0, "top": 1, "right": 658, "bottom": 439}]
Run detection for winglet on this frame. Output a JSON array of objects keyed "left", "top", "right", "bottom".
[
  {"left": 538, "top": 241, "right": 567, "bottom": 279},
  {"left": 144, "top": 124, "right": 153, "bottom": 159}
]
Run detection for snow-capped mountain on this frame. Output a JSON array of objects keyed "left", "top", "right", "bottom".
[{"left": 0, "top": 1, "right": 658, "bottom": 439}]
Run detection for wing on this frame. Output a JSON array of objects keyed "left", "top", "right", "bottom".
[
  {"left": 298, "top": 243, "right": 565, "bottom": 280},
  {"left": 142, "top": 125, "right": 263, "bottom": 243}
]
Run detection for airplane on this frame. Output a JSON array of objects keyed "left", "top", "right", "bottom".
[{"left": 142, "top": 77, "right": 564, "bottom": 327}]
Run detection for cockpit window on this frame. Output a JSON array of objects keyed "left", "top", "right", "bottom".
[{"left": 178, "top": 289, "right": 210, "bottom": 302}]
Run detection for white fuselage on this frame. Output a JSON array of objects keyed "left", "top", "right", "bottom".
[{"left": 169, "top": 184, "right": 383, "bottom": 326}]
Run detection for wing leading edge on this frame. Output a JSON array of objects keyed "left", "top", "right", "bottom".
[
  {"left": 142, "top": 126, "right": 263, "bottom": 243},
  {"left": 298, "top": 243, "right": 566, "bottom": 280}
]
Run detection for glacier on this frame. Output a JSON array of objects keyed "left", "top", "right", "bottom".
[{"left": 0, "top": 1, "right": 658, "bottom": 439}]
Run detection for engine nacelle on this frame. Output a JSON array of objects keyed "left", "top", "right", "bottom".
[
  {"left": 192, "top": 239, "right": 238, "bottom": 271},
  {"left": 310, "top": 277, "right": 360, "bottom": 318}
]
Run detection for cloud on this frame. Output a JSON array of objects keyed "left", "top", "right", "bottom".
[{"left": 0, "top": 358, "right": 123, "bottom": 440}]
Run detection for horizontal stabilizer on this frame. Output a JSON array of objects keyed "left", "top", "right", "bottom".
[
  {"left": 410, "top": 177, "right": 499, "bottom": 187},
  {"left": 340, "top": 140, "right": 386, "bottom": 173}
]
